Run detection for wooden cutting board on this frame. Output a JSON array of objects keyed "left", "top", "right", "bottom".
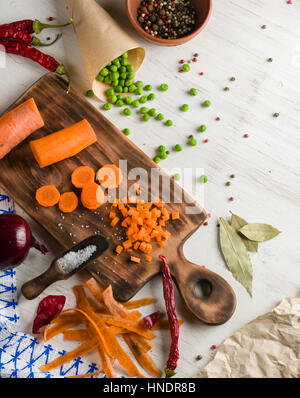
[{"left": 0, "top": 73, "right": 236, "bottom": 324}]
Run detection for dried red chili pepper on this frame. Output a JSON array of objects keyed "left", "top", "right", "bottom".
[
  {"left": 142, "top": 311, "right": 162, "bottom": 329},
  {"left": 32, "top": 295, "right": 66, "bottom": 334},
  {"left": 159, "top": 254, "right": 179, "bottom": 378},
  {"left": 0, "top": 18, "right": 72, "bottom": 34},
  {"left": 0, "top": 28, "right": 61, "bottom": 46},
  {"left": 0, "top": 40, "right": 71, "bottom": 92}
]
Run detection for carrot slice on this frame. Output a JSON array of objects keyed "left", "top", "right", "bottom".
[
  {"left": 40, "top": 338, "right": 98, "bottom": 373},
  {"left": 44, "top": 319, "right": 82, "bottom": 341},
  {"left": 30, "top": 119, "right": 97, "bottom": 168},
  {"left": 0, "top": 98, "right": 44, "bottom": 160},
  {"left": 123, "top": 298, "right": 155, "bottom": 309},
  {"left": 81, "top": 182, "right": 104, "bottom": 210},
  {"left": 85, "top": 278, "right": 103, "bottom": 303},
  {"left": 63, "top": 329, "right": 89, "bottom": 341},
  {"left": 36, "top": 185, "right": 60, "bottom": 207},
  {"left": 115, "top": 245, "right": 123, "bottom": 254},
  {"left": 71, "top": 166, "right": 95, "bottom": 188},
  {"left": 96, "top": 164, "right": 122, "bottom": 190},
  {"left": 123, "top": 334, "right": 162, "bottom": 377},
  {"left": 130, "top": 256, "right": 141, "bottom": 263},
  {"left": 58, "top": 192, "right": 78, "bottom": 213},
  {"left": 152, "top": 319, "right": 184, "bottom": 330},
  {"left": 172, "top": 211, "right": 180, "bottom": 220}
]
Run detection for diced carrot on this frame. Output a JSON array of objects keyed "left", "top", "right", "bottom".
[
  {"left": 145, "top": 256, "right": 152, "bottom": 262},
  {"left": 0, "top": 98, "right": 44, "bottom": 160},
  {"left": 36, "top": 185, "right": 60, "bottom": 207},
  {"left": 110, "top": 217, "right": 119, "bottom": 227},
  {"left": 115, "top": 245, "right": 123, "bottom": 254},
  {"left": 96, "top": 164, "right": 122, "bottom": 190},
  {"left": 81, "top": 182, "right": 104, "bottom": 210},
  {"left": 112, "top": 198, "right": 119, "bottom": 207},
  {"left": 139, "top": 241, "right": 147, "bottom": 253},
  {"left": 172, "top": 211, "right": 180, "bottom": 220},
  {"left": 133, "top": 242, "right": 140, "bottom": 250},
  {"left": 158, "top": 241, "right": 165, "bottom": 248},
  {"left": 58, "top": 192, "right": 78, "bottom": 213},
  {"left": 109, "top": 211, "right": 116, "bottom": 219},
  {"left": 123, "top": 240, "right": 132, "bottom": 250},
  {"left": 30, "top": 119, "right": 97, "bottom": 168},
  {"left": 130, "top": 256, "right": 140, "bottom": 263},
  {"left": 71, "top": 166, "right": 95, "bottom": 189}
]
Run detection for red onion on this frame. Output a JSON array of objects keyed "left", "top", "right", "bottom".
[
  {"left": 0, "top": 214, "right": 48, "bottom": 270},
  {"left": 32, "top": 295, "right": 66, "bottom": 334},
  {"left": 142, "top": 311, "right": 162, "bottom": 329}
]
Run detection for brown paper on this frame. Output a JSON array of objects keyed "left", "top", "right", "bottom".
[
  {"left": 197, "top": 293, "right": 300, "bottom": 378},
  {"left": 65, "top": 0, "right": 145, "bottom": 101}
]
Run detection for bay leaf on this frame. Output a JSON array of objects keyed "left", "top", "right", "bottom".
[
  {"left": 230, "top": 213, "right": 258, "bottom": 252},
  {"left": 239, "top": 223, "right": 281, "bottom": 242},
  {"left": 219, "top": 217, "right": 253, "bottom": 297}
]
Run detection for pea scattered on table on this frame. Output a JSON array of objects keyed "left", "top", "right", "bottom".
[
  {"left": 173, "top": 173, "right": 181, "bottom": 181},
  {"left": 174, "top": 144, "right": 182, "bottom": 152},
  {"left": 136, "top": 80, "right": 143, "bottom": 88},
  {"left": 103, "top": 103, "right": 111, "bottom": 110},
  {"left": 135, "top": 88, "right": 143, "bottom": 96},
  {"left": 125, "top": 96, "right": 132, "bottom": 105},
  {"left": 148, "top": 93, "right": 155, "bottom": 101},
  {"left": 148, "top": 108, "right": 157, "bottom": 117},
  {"left": 182, "top": 64, "right": 191, "bottom": 72},
  {"left": 140, "top": 96, "right": 148, "bottom": 103},
  {"left": 188, "top": 137, "right": 197, "bottom": 146},
  {"left": 200, "top": 175, "right": 208, "bottom": 183},
  {"left": 123, "top": 128, "right": 130, "bottom": 136},
  {"left": 116, "top": 99, "right": 124, "bottom": 107},
  {"left": 153, "top": 156, "right": 161, "bottom": 163},
  {"left": 144, "top": 84, "right": 152, "bottom": 91},
  {"left": 181, "top": 104, "right": 189, "bottom": 112},
  {"left": 159, "top": 83, "right": 168, "bottom": 92},
  {"left": 108, "top": 95, "right": 117, "bottom": 104},
  {"left": 160, "top": 151, "right": 168, "bottom": 160},
  {"left": 123, "top": 108, "right": 132, "bottom": 116},
  {"left": 106, "top": 88, "right": 114, "bottom": 96},
  {"left": 165, "top": 119, "right": 173, "bottom": 126},
  {"left": 86, "top": 89, "right": 94, "bottom": 98},
  {"left": 132, "top": 100, "right": 140, "bottom": 108},
  {"left": 202, "top": 100, "right": 211, "bottom": 107},
  {"left": 156, "top": 113, "right": 164, "bottom": 120},
  {"left": 189, "top": 88, "right": 198, "bottom": 96},
  {"left": 129, "top": 85, "right": 137, "bottom": 93},
  {"left": 140, "top": 107, "right": 148, "bottom": 114},
  {"left": 199, "top": 124, "right": 207, "bottom": 132},
  {"left": 143, "top": 113, "right": 150, "bottom": 122}
]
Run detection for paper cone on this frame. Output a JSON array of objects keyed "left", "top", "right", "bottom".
[{"left": 65, "top": 0, "right": 145, "bottom": 101}]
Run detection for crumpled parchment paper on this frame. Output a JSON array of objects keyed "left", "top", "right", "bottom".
[
  {"left": 65, "top": 0, "right": 145, "bottom": 101},
  {"left": 197, "top": 293, "right": 300, "bottom": 378}
]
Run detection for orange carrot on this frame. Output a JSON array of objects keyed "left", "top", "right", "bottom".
[
  {"left": 115, "top": 245, "right": 123, "bottom": 254},
  {"left": 145, "top": 256, "right": 152, "bottom": 262},
  {"left": 85, "top": 278, "right": 103, "bottom": 303},
  {"left": 130, "top": 256, "right": 140, "bottom": 263},
  {"left": 71, "top": 166, "right": 95, "bottom": 188},
  {"left": 172, "top": 211, "right": 180, "bottom": 220},
  {"left": 30, "top": 119, "right": 97, "bottom": 168},
  {"left": 0, "top": 98, "right": 44, "bottom": 160},
  {"left": 35, "top": 185, "right": 60, "bottom": 207},
  {"left": 81, "top": 182, "right": 104, "bottom": 210},
  {"left": 63, "top": 329, "right": 89, "bottom": 341},
  {"left": 152, "top": 319, "right": 184, "bottom": 330},
  {"left": 58, "top": 192, "right": 78, "bottom": 213},
  {"left": 96, "top": 164, "right": 122, "bottom": 189},
  {"left": 123, "top": 298, "right": 155, "bottom": 309},
  {"left": 110, "top": 217, "right": 119, "bottom": 227}
]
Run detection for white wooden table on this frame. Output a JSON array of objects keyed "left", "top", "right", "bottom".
[{"left": 1, "top": 0, "right": 300, "bottom": 378}]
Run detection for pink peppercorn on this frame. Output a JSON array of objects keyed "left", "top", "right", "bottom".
[
  {"left": 216, "top": 117, "right": 220, "bottom": 121},
  {"left": 207, "top": 213, "right": 211, "bottom": 218},
  {"left": 48, "top": 17, "right": 54, "bottom": 21},
  {"left": 244, "top": 134, "right": 249, "bottom": 138},
  {"left": 200, "top": 72, "right": 204, "bottom": 75},
  {"left": 229, "top": 197, "right": 234, "bottom": 201},
  {"left": 179, "top": 69, "right": 183, "bottom": 73},
  {"left": 204, "top": 139, "right": 209, "bottom": 143},
  {"left": 192, "top": 57, "right": 197, "bottom": 62},
  {"left": 211, "top": 345, "right": 217, "bottom": 350},
  {"left": 287, "top": 0, "right": 292, "bottom": 4}
]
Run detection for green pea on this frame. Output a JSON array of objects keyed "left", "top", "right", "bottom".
[
  {"left": 182, "top": 64, "right": 190, "bottom": 72},
  {"left": 111, "top": 71, "right": 119, "bottom": 81},
  {"left": 189, "top": 88, "right": 198, "bottom": 96},
  {"left": 110, "top": 65, "right": 118, "bottom": 72},
  {"left": 174, "top": 144, "right": 182, "bottom": 152},
  {"left": 148, "top": 108, "right": 157, "bottom": 117},
  {"left": 120, "top": 72, "right": 127, "bottom": 80},
  {"left": 107, "top": 62, "right": 112, "bottom": 67},
  {"left": 135, "top": 88, "right": 143, "bottom": 96},
  {"left": 160, "top": 152, "right": 167, "bottom": 159},
  {"left": 108, "top": 95, "right": 117, "bottom": 104},
  {"left": 148, "top": 93, "right": 155, "bottom": 101},
  {"left": 115, "top": 86, "right": 123, "bottom": 93},
  {"left": 106, "top": 88, "right": 115, "bottom": 96},
  {"left": 132, "top": 100, "right": 140, "bottom": 108},
  {"left": 181, "top": 104, "right": 189, "bottom": 112},
  {"left": 127, "top": 64, "right": 134, "bottom": 72},
  {"left": 165, "top": 120, "right": 173, "bottom": 126},
  {"left": 158, "top": 145, "right": 166, "bottom": 152},
  {"left": 123, "top": 87, "right": 129, "bottom": 93},
  {"left": 112, "top": 80, "right": 119, "bottom": 87},
  {"left": 121, "top": 58, "right": 128, "bottom": 66},
  {"left": 112, "top": 58, "right": 121, "bottom": 66},
  {"left": 96, "top": 75, "right": 104, "bottom": 82},
  {"left": 127, "top": 72, "right": 135, "bottom": 80},
  {"left": 159, "top": 83, "right": 168, "bottom": 91},
  {"left": 86, "top": 89, "right": 94, "bottom": 98},
  {"left": 140, "top": 96, "right": 147, "bottom": 103},
  {"left": 129, "top": 85, "right": 137, "bottom": 93},
  {"left": 199, "top": 124, "right": 207, "bottom": 132},
  {"left": 103, "top": 103, "right": 111, "bottom": 110},
  {"left": 156, "top": 113, "right": 164, "bottom": 121},
  {"left": 188, "top": 137, "right": 197, "bottom": 146},
  {"left": 202, "top": 100, "right": 211, "bottom": 107},
  {"left": 174, "top": 173, "right": 181, "bottom": 181},
  {"left": 200, "top": 175, "right": 208, "bottom": 183},
  {"left": 140, "top": 107, "right": 148, "bottom": 114},
  {"left": 143, "top": 114, "right": 150, "bottom": 122},
  {"left": 120, "top": 80, "right": 126, "bottom": 87},
  {"left": 125, "top": 79, "right": 132, "bottom": 87},
  {"left": 123, "top": 108, "right": 132, "bottom": 116},
  {"left": 116, "top": 99, "right": 124, "bottom": 107},
  {"left": 119, "top": 66, "right": 126, "bottom": 73},
  {"left": 123, "top": 128, "right": 130, "bottom": 136},
  {"left": 144, "top": 84, "right": 152, "bottom": 91},
  {"left": 104, "top": 77, "right": 112, "bottom": 85},
  {"left": 117, "top": 95, "right": 123, "bottom": 101},
  {"left": 153, "top": 156, "right": 161, "bottom": 163},
  {"left": 125, "top": 96, "right": 132, "bottom": 105},
  {"left": 100, "top": 67, "right": 109, "bottom": 76},
  {"left": 122, "top": 52, "right": 129, "bottom": 58},
  {"left": 136, "top": 80, "right": 143, "bottom": 88}
]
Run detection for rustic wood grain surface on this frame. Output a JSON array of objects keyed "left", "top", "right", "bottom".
[{"left": 0, "top": 0, "right": 299, "bottom": 377}]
